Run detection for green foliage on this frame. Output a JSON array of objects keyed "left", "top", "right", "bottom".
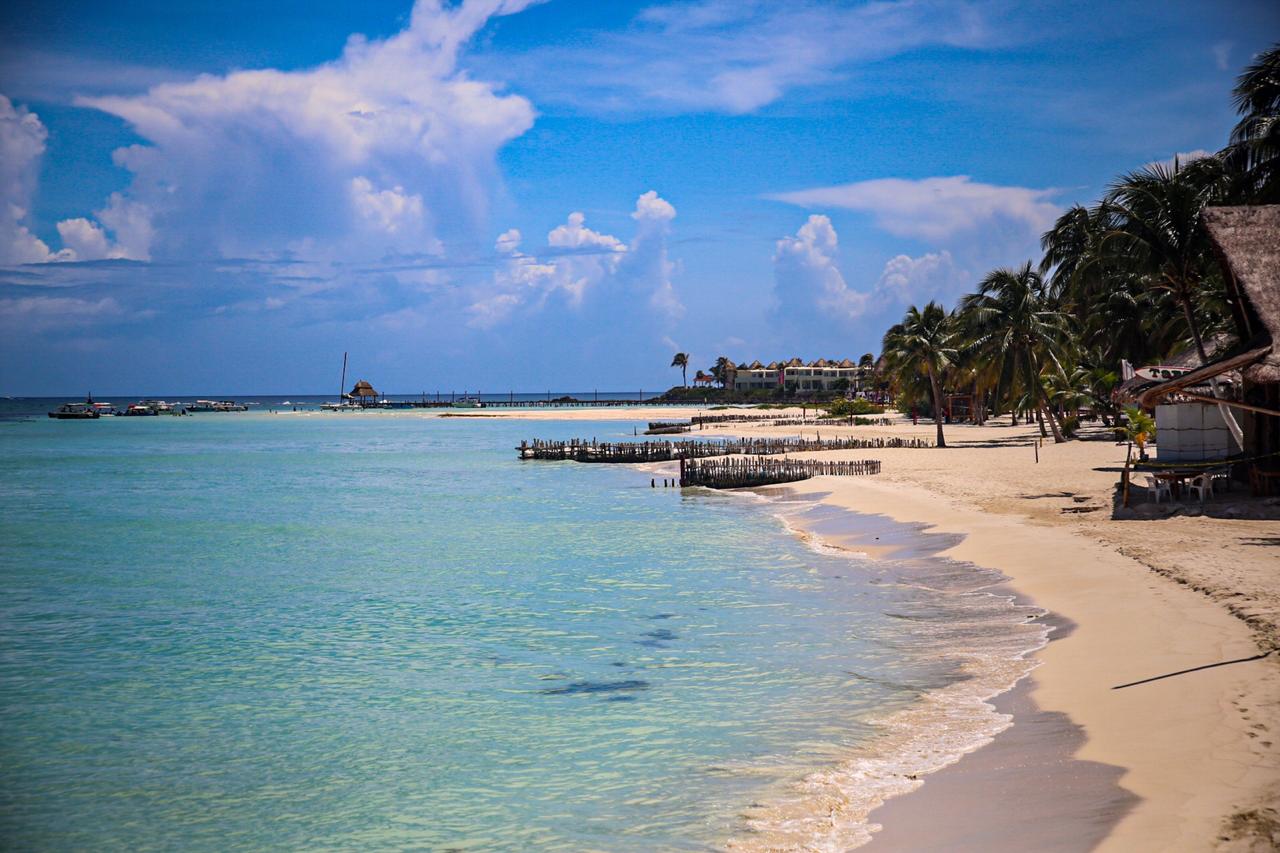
[
  {"left": 825, "top": 398, "right": 885, "bottom": 417},
  {"left": 1123, "top": 406, "right": 1156, "bottom": 449}
]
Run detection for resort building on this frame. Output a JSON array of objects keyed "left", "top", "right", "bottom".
[{"left": 729, "top": 358, "right": 867, "bottom": 393}]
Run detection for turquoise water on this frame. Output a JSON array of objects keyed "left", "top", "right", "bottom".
[{"left": 0, "top": 414, "right": 1040, "bottom": 850}]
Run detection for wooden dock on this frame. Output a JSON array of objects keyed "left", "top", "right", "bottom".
[
  {"left": 680, "top": 457, "right": 881, "bottom": 488},
  {"left": 517, "top": 435, "right": 927, "bottom": 462}
]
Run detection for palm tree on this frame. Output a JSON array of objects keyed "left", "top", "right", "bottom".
[
  {"left": 671, "top": 352, "right": 689, "bottom": 387},
  {"left": 959, "top": 263, "right": 1071, "bottom": 443},
  {"left": 882, "top": 302, "right": 956, "bottom": 448},
  {"left": 1100, "top": 159, "right": 1229, "bottom": 365},
  {"left": 711, "top": 356, "right": 733, "bottom": 387},
  {"left": 1224, "top": 43, "right": 1280, "bottom": 203}
]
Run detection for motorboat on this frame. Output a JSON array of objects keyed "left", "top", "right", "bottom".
[{"left": 48, "top": 401, "right": 100, "bottom": 419}]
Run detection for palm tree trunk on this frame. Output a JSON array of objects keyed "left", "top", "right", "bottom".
[
  {"left": 1178, "top": 284, "right": 1210, "bottom": 364},
  {"left": 927, "top": 366, "right": 947, "bottom": 448}
]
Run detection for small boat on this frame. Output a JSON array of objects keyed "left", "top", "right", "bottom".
[
  {"left": 452, "top": 397, "right": 484, "bottom": 409},
  {"left": 90, "top": 402, "right": 120, "bottom": 416},
  {"left": 187, "top": 399, "right": 248, "bottom": 412},
  {"left": 48, "top": 401, "right": 100, "bottom": 420},
  {"left": 123, "top": 403, "right": 159, "bottom": 416}
]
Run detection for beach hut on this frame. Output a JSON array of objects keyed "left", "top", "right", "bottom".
[
  {"left": 1136, "top": 206, "right": 1280, "bottom": 483},
  {"left": 347, "top": 379, "right": 380, "bottom": 405}
]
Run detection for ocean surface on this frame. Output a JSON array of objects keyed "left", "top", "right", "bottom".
[{"left": 0, "top": 411, "right": 1046, "bottom": 850}]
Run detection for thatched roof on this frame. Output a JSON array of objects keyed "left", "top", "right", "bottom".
[
  {"left": 838, "top": 358, "right": 855, "bottom": 368},
  {"left": 1203, "top": 205, "right": 1280, "bottom": 383},
  {"left": 349, "top": 379, "right": 379, "bottom": 398}
]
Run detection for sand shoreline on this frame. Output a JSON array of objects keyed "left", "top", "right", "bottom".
[
  {"left": 498, "top": 405, "right": 1279, "bottom": 849},
  {"left": 271, "top": 403, "right": 1279, "bottom": 846}
]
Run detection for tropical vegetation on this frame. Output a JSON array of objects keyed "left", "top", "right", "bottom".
[{"left": 876, "top": 44, "right": 1278, "bottom": 444}]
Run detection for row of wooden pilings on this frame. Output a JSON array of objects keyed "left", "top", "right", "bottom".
[
  {"left": 516, "top": 435, "right": 929, "bottom": 462},
  {"left": 643, "top": 421, "right": 692, "bottom": 435},
  {"left": 679, "top": 456, "right": 882, "bottom": 488}
]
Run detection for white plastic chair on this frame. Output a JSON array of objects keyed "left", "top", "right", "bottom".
[
  {"left": 1145, "top": 475, "right": 1171, "bottom": 504},
  {"left": 1188, "top": 473, "right": 1214, "bottom": 502}
]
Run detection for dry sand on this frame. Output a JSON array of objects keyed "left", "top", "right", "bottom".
[{"left": 493, "top": 405, "right": 1280, "bottom": 850}]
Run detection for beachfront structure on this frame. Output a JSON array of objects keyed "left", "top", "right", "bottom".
[
  {"left": 729, "top": 358, "right": 867, "bottom": 392},
  {"left": 1135, "top": 206, "right": 1280, "bottom": 472},
  {"left": 347, "top": 380, "right": 380, "bottom": 404}
]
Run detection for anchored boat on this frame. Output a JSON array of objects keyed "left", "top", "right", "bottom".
[{"left": 48, "top": 401, "right": 100, "bottom": 419}]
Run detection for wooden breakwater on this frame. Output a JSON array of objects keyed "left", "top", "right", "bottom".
[
  {"left": 691, "top": 413, "right": 790, "bottom": 427},
  {"left": 690, "top": 413, "right": 894, "bottom": 429},
  {"left": 680, "top": 457, "right": 881, "bottom": 488},
  {"left": 517, "top": 435, "right": 927, "bottom": 462},
  {"left": 644, "top": 421, "right": 692, "bottom": 435},
  {"left": 767, "top": 416, "right": 894, "bottom": 427}
]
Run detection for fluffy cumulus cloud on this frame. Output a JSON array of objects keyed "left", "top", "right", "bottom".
[
  {"left": 769, "top": 176, "right": 1061, "bottom": 243},
  {"left": 0, "top": 96, "right": 70, "bottom": 264},
  {"left": 771, "top": 218, "right": 969, "bottom": 339},
  {"left": 8, "top": 0, "right": 538, "bottom": 267},
  {"left": 468, "top": 190, "right": 680, "bottom": 328},
  {"left": 874, "top": 250, "right": 961, "bottom": 304},
  {"left": 772, "top": 214, "right": 867, "bottom": 323}
]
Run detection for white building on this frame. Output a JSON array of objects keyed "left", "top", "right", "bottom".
[{"left": 730, "top": 358, "right": 866, "bottom": 393}]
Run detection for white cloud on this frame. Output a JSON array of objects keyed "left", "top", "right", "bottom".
[
  {"left": 55, "top": 218, "right": 112, "bottom": 259},
  {"left": 61, "top": 0, "right": 538, "bottom": 264},
  {"left": 474, "top": 0, "right": 997, "bottom": 114},
  {"left": 0, "top": 96, "right": 69, "bottom": 264},
  {"left": 467, "top": 190, "right": 681, "bottom": 327},
  {"left": 350, "top": 177, "right": 428, "bottom": 239},
  {"left": 1142, "top": 149, "right": 1215, "bottom": 171},
  {"left": 768, "top": 176, "right": 1061, "bottom": 243},
  {"left": 772, "top": 214, "right": 868, "bottom": 323},
  {"left": 626, "top": 190, "right": 681, "bottom": 318},
  {"left": 875, "top": 250, "right": 961, "bottom": 304},
  {"left": 772, "top": 219, "right": 970, "bottom": 334},
  {"left": 0, "top": 295, "right": 122, "bottom": 332},
  {"left": 1212, "top": 41, "right": 1233, "bottom": 72}
]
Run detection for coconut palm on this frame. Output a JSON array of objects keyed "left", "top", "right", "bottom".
[
  {"left": 1224, "top": 43, "right": 1280, "bottom": 203},
  {"left": 882, "top": 302, "right": 956, "bottom": 448},
  {"left": 711, "top": 356, "right": 733, "bottom": 387},
  {"left": 1100, "top": 159, "right": 1230, "bottom": 365},
  {"left": 671, "top": 352, "right": 689, "bottom": 387},
  {"left": 958, "top": 263, "right": 1071, "bottom": 443}
]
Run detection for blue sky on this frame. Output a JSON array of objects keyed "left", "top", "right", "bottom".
[{"left": 1, "top": 0, "right": 1276, "bottom": 395}]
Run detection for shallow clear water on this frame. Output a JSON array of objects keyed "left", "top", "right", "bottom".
[{"left": 0, "top": 414, "right": 1041, "bottom": 850}]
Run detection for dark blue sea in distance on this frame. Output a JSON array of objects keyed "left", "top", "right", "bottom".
[
  {"left": 0, "top": 410, "right": 1044, "bottom": 849},
  {"left": 0, "top": 393, "right": 677, "bottom": 422}
]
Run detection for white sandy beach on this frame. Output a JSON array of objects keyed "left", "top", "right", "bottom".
[{"left": 478, "top": 405, "right": 1280, "bottom": 850}]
